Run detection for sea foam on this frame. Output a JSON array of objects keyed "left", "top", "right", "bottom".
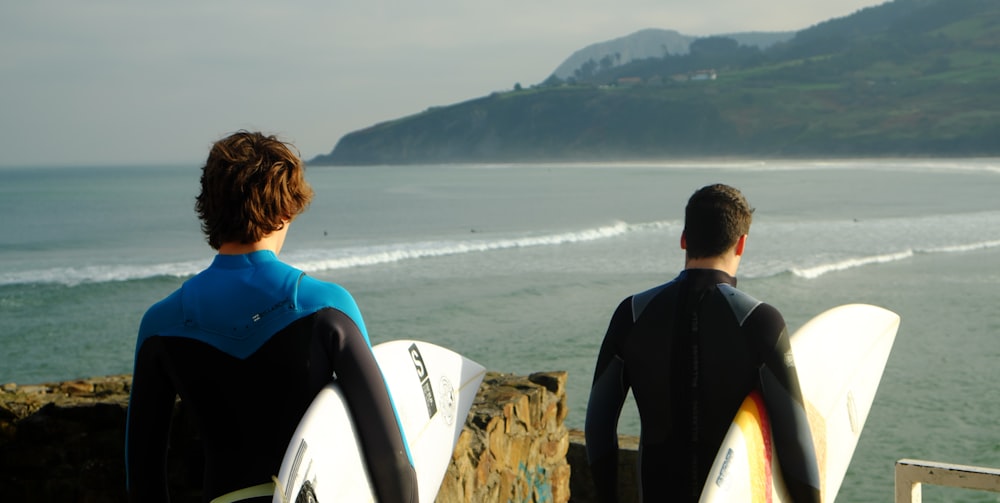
[
  {"left": 787, "top": 239, "right": 1000, "bottom": 279},
  {"left": 1, "top": 221, "right": 678, "bottom": 287}
]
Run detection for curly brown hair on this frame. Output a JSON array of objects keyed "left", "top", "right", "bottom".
[
  {"left": 683, "top": 183, "right": 754, "bottom": 259},
  {"left": 195, "top": 131, "right": 314, "bottom": 250}
]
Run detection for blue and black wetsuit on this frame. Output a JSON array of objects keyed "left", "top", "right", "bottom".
[
  {"left": 585, "top": 269, "right": 820, "bottom": 502},
  {"left": 125, "top": 250, "right": 417, "bottom": 503}
]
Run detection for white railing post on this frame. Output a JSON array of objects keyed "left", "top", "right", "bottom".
[{"left": 895, "top": 459, "right": 1000, "bottom": 503}]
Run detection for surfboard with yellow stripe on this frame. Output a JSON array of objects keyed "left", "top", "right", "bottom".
[{"left": 700, "top": 304, "right": 899, "bottom": 502}]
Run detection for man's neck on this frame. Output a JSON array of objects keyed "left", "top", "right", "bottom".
[
  {"left": 684, "top": 255, "right": 740, "bottom": 277},
  {"left": 217, "top": 226, "right": 288, "bottom": 256},
  {"left": 217, "top": 242, "right": 273, "bottom": 255}
]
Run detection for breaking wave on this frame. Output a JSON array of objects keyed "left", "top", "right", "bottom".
[
  {"left": 787, "top": 239, "right": 1000, "bottom": 279},
  {"left": 0, "top": 220, "right": 678, "bottom": 287}
]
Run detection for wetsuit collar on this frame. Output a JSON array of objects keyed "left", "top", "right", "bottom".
[
  {"left": 679, "top": 268, "right": 738, "bottom": 288},
  {"left": 210, "top": 250, "right": 280, "bottom": 269}
]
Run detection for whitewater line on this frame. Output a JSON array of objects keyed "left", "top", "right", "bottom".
[
  {"left": 790, "top": 251, "right": 915, "bottom": 279},
  {"left": 788, "top": 238, "right": 1000, "bottom": 279},
  {"left": 290, "top": 220, "right": 678, "bottom": 273},
  {"left": 921, "top": 239, "right": 1000, "bottom": 254},
  {"left": 1, "top": 220, "right": 679, "bottom": 286}
]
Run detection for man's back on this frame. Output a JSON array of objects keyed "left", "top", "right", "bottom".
[
  {"left": 628, "top": 269, "right": 782, "bottom": 499},
  {"left": 587, "top": 269, "right": 814, "bottom": 502},
  {"left": 126, "top": 252, "right": 417, "bottom": 502},
  {"left": 128, "top": 311, "right": 334, "bottom": 499}
]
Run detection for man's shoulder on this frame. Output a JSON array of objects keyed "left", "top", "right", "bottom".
[
  {"left": 137, "top": 288, "right": 184, "bottom": 343},
  {"left": 630, "top": 279, "right": 680, "bottom": 322},
  {"left": 296, "top": 275, "right": 368, "bottom": 338},
  {"left": 296, "top": 275, "right": 355, "bottom": 309},
  {"left": 716, "top": 284, "right": 782, "bottom": 327}
]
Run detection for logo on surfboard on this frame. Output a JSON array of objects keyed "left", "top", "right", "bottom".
[
  {"left": 715, "top": 448, "right": 735, "bottom": 487},
  {"left": 439, "top": 375, "right": 457, "bottom": 425},
  {"left": 409, "top": 343, "right": 438, "bottom": 419}
]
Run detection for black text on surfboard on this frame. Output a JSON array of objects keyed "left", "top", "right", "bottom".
[{"left": 409, "top": 343, "right": 438, "bottom": 419}]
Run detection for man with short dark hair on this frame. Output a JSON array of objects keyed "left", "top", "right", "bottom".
[{"left": 585, "top": 183, "right": 820, "bottom": 502}]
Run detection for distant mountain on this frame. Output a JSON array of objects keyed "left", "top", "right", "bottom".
[
  {"left": 551, "top": 29, "right": 693, "bottom": 79},
  {"left": 312, "top": 0, "right": 1000, "bottom": 165},
  {"left": 551, "top": 28, "right": 794, "bottom": 80}
]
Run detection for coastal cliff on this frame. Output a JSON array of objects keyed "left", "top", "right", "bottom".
[
  {"left": 312, "top": 0, "right": 1000, "bottom": 165},
  {"left": 0, "top": 374, "right": 639, "bottom": 502}
]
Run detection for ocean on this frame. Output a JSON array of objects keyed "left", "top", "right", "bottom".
[{"left": 2, "top": 159, "right": 998, "bottom": 501}]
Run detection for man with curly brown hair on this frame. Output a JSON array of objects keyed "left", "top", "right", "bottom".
[{"left": 126, "top": 131, "right": 417, "bottom": 502}]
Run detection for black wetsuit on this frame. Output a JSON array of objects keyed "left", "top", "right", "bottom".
[
  {"left": 585, "top": 269, "right": 820, "bottom": 502},
  {"left": 125, "top": 251, "right": 417, "bottom": 503}
]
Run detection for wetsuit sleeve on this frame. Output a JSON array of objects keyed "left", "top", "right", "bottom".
[
  {"left": 585, "top": 298, "right": 633, "bottom": 503},
  {"left": 314, "top": 308, "right": 418, "bottom": 503},
  {"left": 126, "top": 337, "right": 177, "bottom": 503},
  {"left": 747, "top": 304, "right": 820, "bottom": 503}
]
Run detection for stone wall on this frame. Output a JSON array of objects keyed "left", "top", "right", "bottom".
[
  {"left": 566, "top": 430, "right": 640, "bottom": 503},
  {"left": 436, "top": 371, "right": 570, "bottom": 503},
  {"left": 0, "top": 376, "right": 133, "bottom": 502},
  {"left": 0, "top": 372, "right": 606, "bottom": 503}
]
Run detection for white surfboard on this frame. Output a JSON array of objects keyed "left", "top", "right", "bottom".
[
  {"left": 272, "top": 340, "right": 486, "bottom": 503},
  {"left": 700, "top": 304, "right": 900, "bottom": 502}
]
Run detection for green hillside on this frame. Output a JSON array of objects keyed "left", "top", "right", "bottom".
[{"left": 313, "top": 0, "right": 1000, "bottom": 165}]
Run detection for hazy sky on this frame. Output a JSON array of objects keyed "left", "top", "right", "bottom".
[{"left": 1, "top": 1, "right": 886, "bottom": 166}]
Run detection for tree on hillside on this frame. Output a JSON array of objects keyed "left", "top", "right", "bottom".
[
  {"left": 574, "top": 59, "right": 599, "bottom": 81},
  {"left": 599, "top": 54, "right": 615, "bottom": 72},
  {"left": 541, "top": 74, "right": 564, "bottom": 87},
  {"left": 687, "top": 37, "right": 764, "bottom": 70}
]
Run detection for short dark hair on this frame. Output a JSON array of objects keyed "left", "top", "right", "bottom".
[
  {"left": 195, "top": 131, "right": 314, "bottom": 250},
  {"left": 683, "top": 183, "right": 754, "bottom": 258}
]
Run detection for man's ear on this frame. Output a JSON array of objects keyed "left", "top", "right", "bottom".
[
  {"left": 680, "top": 231, "right": 687, "bottom": 250},
  {"left": 734, "top": 234, "right": 748, "bottom": 257}
]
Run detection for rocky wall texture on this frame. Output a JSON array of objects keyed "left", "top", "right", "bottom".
[
  {"left": 0, "top": 372, "right": 624, "bottom": 503},
  {"left": 565, "top": 429, "right": 640, "bottom": 503},
  {"left": 0, "top": 376, "right": 133, "bottom": 502},
  {"left": 436, "top": 371, "right": 570, "bottom": 503}
]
